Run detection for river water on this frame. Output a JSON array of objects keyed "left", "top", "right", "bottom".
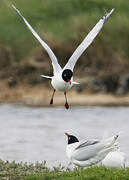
[{"left": 0, "top": 104, "right": 128, "bottom": 167}]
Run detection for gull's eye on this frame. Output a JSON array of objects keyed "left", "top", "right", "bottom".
[{"left": 64, "top": 74, "right": 66, "bottom": 77}]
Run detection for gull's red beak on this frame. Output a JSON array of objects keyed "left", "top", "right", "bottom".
[
  {"left": 65, "top": 132, "right": 69, "bottom": 136},
  {"left": 68, "top": 80, "right": 71, "bottom": 84}
]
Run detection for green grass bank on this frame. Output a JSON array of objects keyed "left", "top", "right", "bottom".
[
  {"left": 24, "top": 167, "right": 129, "bottom": 180},
  {"left": 0, "top": 160, "right": 129, "bottom": 180}
]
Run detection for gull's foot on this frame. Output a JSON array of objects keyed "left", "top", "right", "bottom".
[
  {"left": 65, "top": 102, "right": 69, "bottom": 109},
  {"left": 50, "top": 99, "right": 53, "bottom": 105}
]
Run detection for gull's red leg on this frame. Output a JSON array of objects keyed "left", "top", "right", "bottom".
[
  {"left": 50, "top": 89, "right": 56, "bottom": 105},
  {"left": 64, "top": 92, "right": 69, "bottom": 109}
]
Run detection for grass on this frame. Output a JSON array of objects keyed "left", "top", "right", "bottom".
[
  {"left": 0, "top": 159, "right": 129, "bottom": 180},
  {"left": 0, "top": 0, "right": 129, "bottom": 62},
  {"left": 25, "top": 167, "right": 129, "bottom": 180}
]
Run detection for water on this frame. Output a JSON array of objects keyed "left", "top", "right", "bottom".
[{"left": 0, "top": 104, "right": 128, "bottom": 167}]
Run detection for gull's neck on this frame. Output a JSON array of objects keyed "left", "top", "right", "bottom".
[{"left": 66, "top": 142, "right": 80, "bottom": 159}]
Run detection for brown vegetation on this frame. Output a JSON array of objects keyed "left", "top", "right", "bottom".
[{"left": 0, "top": 41, "right": 129, "bottom": 106}]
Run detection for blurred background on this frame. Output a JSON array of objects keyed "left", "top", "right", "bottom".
[
  {"left": 0, "top": 0, "right": 129, "bottom": 167},
  {"left": 0, "top": 0, "right": 129, "bottom": 106}
]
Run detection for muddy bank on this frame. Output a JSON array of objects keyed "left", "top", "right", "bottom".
[
  {"left": 0, "top": 81, "right": 129, "bottom": 107},
  {"left": 0, "top": 43, "right": 129, "bottom": 106}
]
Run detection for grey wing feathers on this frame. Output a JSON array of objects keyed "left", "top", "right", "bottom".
[
  {"left": 72, "top": 142, "right": 104, "bottom": 161},
  {"left": 75, "top": 140, "right": 100, "bottom": 150},
  {"left": 73, "top": 140, "right": 100, "bottom": 161},
  {"left": 64, "top": 9, "right": 115, "bottom": 71},
  {"left": 12, "top": 4, "right": 62, "bottom": 75}
]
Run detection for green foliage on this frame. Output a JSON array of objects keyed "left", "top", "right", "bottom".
[
  {"left": 0, "top": 0, "right": 129, "bottom": 61},
  {"left": 21, "top": 166, "right": 129, "bottom": 180},
  {"left": 0, "top": 159, "right": 129, "bottom": 180}
]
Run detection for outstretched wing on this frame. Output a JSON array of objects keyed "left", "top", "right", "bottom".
[
  {"left": 12, "top": 4, "right": 62, "bottom": 75},
  {"left": 64, "top": 9, "right": 115, "bottom": 71}
]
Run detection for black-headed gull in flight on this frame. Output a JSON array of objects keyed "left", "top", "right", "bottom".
[
  {"left": 65, "top": 132, "right": 119, "bottom": 167},
  {"left": 12, "top": 5, "right": 114, "bottom": 109}
]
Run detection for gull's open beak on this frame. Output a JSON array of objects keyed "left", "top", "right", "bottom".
[
  {"left": 65, "top": 132, "right": 69, "bottom": 136},
  {"left": 68, "top": 80, "right": 71, "bottom": 84}
]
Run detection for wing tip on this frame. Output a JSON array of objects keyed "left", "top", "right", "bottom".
[
  {"left": 12, "top": 4, "right": 23, "bottom": 18},
  {"left": 102, "top": 8, "right": 115, "bottom": 22},
  {"left": 12, "top": 4, "right": 17, "bottom": 10},
  {"left": 40, "top": 75, "right": 52, "bottom": 79},
  {"left": 12, "top": 4, "right": 20, "bottom": 15},
  {"left": 72, "top": 81, "right": 80, "bottom": 85}
]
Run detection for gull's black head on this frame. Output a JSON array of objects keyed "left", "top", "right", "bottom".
[
  {"left": 62, "top": 69, "right": 73, "bottom": 83},
  {"left": 65, "top": 133, "right": 79, "bottom": 144}
]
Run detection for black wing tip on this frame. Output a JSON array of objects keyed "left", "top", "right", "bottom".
[{"left": 114, "top": 134, "right": 119, "bottom": 140}]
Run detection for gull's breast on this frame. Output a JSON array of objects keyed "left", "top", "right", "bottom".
[{"left": 51, "top": 76, "right": 72, "bottom": 91}]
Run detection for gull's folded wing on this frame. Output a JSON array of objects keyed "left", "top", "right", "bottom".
[
  {"left": 64, "top": 9, "right": 115, "bottom": 71},
  {"left": 72, "top": 134, "right": 118, "bottom": 161},
  {"left": 12, "top": 4, "right": 62, "bottom": 75},
  {"left": 72, "top": 141, "right": 104, "bottom": 161},
  {"left": 75, "top": 140, "right": 100, "bottom": 150}
]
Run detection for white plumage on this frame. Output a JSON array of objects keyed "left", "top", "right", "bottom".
[
  {"left": 12, "top": 5, "right": 114, "bottom": 109},
  {"left": 102, "top": 151, "right": 126, "bottom": 168},
  {"left": 65, "top": 133, "right": 119, "bottom": 167}
]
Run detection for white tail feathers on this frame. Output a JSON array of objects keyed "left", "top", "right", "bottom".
[
  {"left": 103, "top": 133, "right": 119, "bottom": 148},
  {"left": 102, "top": 131, "right": 123, "bottom": 141}
]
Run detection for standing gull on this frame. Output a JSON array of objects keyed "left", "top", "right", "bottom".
[{"left": 12, "top": 5, "right": 114, "bottom": 109}]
